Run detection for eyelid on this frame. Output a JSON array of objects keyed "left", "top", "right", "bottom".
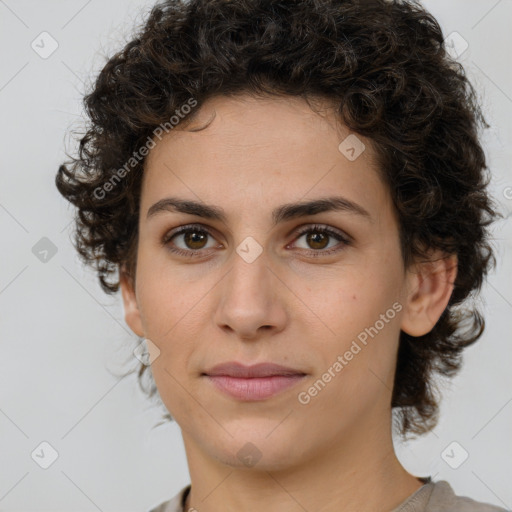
[{"left": 291, "top": 222, "right": 352, "bottom": 243}]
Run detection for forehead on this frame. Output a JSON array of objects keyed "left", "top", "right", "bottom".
[
  {"left": 149, "top": 94, "right": 367, "bottom": 160},
  {"left": 141, "top": 94, "right": 390, "bottom": 224}
]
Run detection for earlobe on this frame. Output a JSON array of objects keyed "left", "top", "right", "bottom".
[
  {"left": 400, "top": 252, "right": 458, "bottom": 337},
  {"left": 119, "top": 268, "right": 144, "bottom": 337}
]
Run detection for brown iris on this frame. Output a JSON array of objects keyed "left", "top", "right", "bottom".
[
  {"left": 184, "top": 230, "right": 208, "bottom": 250},
  {"left": 306, "top": 231, "right": 329, "bottom": 250}
]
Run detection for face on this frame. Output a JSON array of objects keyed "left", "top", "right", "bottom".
[{"left": 121, "top": 94, "right": 453, "bottom": 472}]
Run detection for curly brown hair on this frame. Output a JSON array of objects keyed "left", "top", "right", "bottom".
[{"left": 56, "top": 0, "right": 500, "bottom": 439}]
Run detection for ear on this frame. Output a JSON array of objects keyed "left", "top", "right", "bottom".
[
  {"left": 119, "top": 266, "right": 144, "bottom": 337},
  {"left": 400, "top": 251, "right": 458, "bottom": 337}
]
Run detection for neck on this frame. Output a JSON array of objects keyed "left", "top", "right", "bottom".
[{"left": 181, "top": 416, "right": 424, "bottom": 512}]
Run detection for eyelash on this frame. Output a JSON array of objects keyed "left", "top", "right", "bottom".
[{"left": 161, "top": 223, "right": 351, "bottom": 259}]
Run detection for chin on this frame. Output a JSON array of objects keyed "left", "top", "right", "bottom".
[{"left": 209, "top": 430, "right": 307, "bottom": 472}]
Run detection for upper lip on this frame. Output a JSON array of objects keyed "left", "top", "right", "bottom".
[{"left": 203, "top": 362, "right": 306, "bottom": 378}]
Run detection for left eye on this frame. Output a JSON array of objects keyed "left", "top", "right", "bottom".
[
  {"left": 291, "top": 225, "right": 350, "bottom": 254},
  {"left": 162, "top": 224, "right": 350, "bottom": 257}
]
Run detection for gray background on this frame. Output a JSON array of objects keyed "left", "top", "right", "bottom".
[{"left": 0, "top": 1, "right": 511, "bottom": 510}]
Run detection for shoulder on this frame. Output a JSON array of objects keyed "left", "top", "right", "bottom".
[
  {"left": 147, "top": 484, "right": 191, "bottom": 512},
  {"left": 425, "top": 480, "right": 509, "bottom": 512},
  {"left": 145, "top": 480, "right": 510, "bottom": 512}
]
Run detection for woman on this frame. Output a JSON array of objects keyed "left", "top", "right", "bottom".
[{"left": 56, "top": 0, "right": 507, "bottom": 511}]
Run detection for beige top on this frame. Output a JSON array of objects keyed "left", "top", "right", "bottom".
[{"left": 147, "top": 477, "right": 509, "bottom": 512}]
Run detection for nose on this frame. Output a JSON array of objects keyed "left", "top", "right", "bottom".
[{"left": 213, "top": 249, "right": 288, "bottom": 341}]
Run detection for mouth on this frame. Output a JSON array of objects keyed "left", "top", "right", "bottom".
[{"left": 201, "top": 362, "right": 307, "bottom": 401}]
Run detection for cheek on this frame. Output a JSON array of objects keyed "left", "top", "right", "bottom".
[
  {"left": 310, "top": 262, "right": 401, "bottom": 333},
  {"left": 133, "top": 269, "right": 202, "bottom": 401},
  {"left": 309, "top": 257, "right": 403, "bottom": 375},
  {"left": 309, "top": 288, "right": 401, "bottom": 423},
  {"left": 134, "top": 246, "right": 205, "bottom": 335}
]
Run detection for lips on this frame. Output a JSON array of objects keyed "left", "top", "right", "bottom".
[
  {"left": 202, "top": 362, "right": 307, "bottom": 401},
  {"left": 203, "top": 362, "right": 306, "bottom": 378}
]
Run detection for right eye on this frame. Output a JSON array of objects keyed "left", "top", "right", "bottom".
[{"left": 162, "top": 224, "right": 222, "bottom": 257}]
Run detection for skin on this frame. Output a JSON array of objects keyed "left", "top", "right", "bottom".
[{"left": 120, "top": 94, "right": 457, "bottom": 512}]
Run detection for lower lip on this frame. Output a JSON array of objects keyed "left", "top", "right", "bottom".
[{"left": 204, "top": 374, "right": 306, "bottom": 401}]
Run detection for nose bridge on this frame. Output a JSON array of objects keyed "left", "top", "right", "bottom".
[
  {"left": 224, "top": 221, "right": 271, "bottom": 295},
  {"left": 224, "top": 245, "right": 272, "bottom": 308},
  {"left": 214, "top": 244, "right": 286, "bottom": 338}
]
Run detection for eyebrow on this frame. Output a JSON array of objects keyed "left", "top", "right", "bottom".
[{"left": 146, "top": 196, "right": 373, "bottom": 225}]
